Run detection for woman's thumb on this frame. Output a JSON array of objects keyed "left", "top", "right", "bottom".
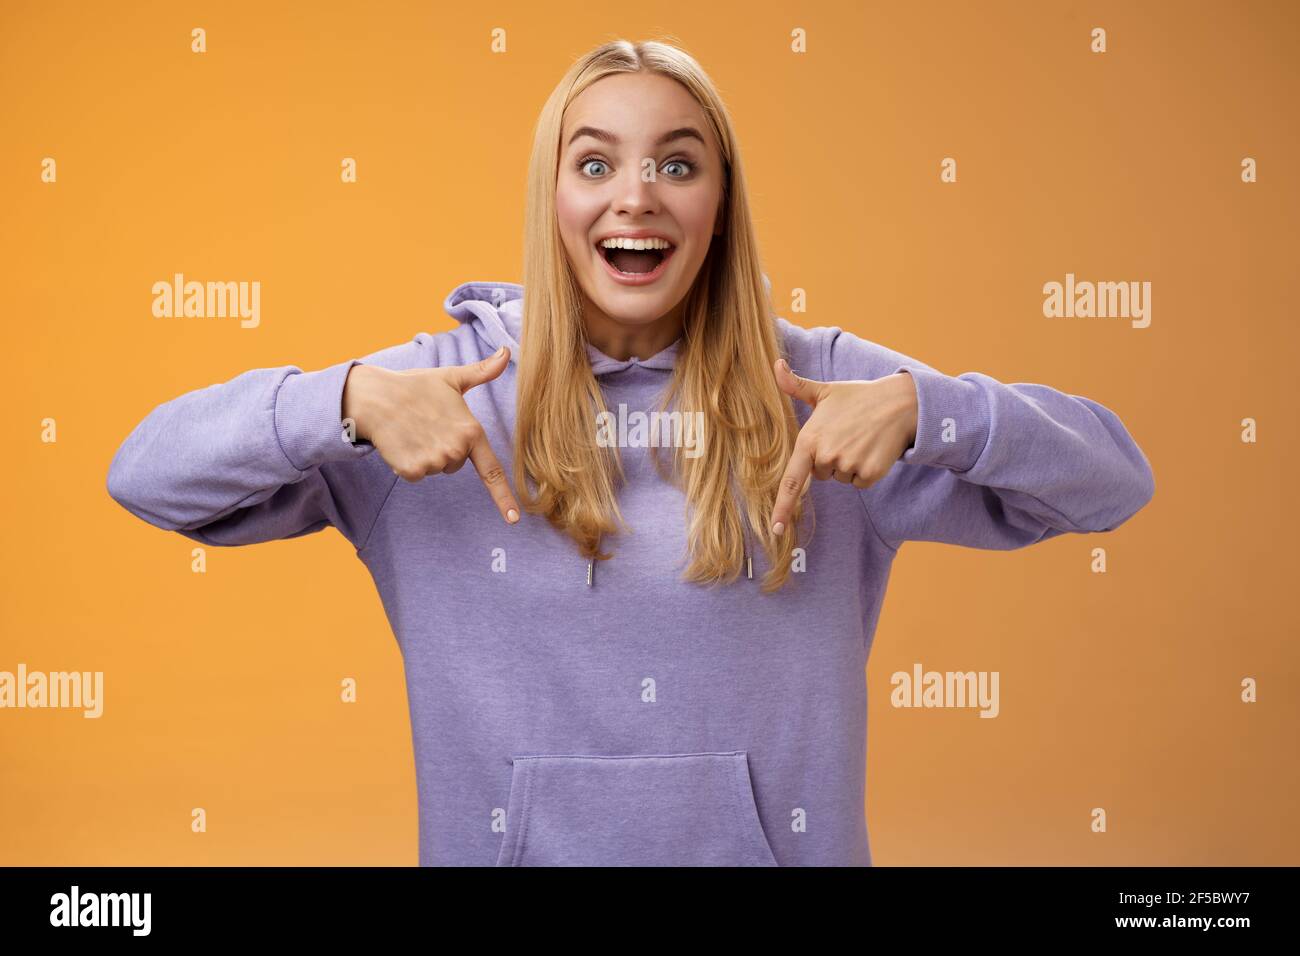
[
  {"left": 452, "top": 345, "right": 510, "bottom": 393},
  {"left": 774, "top": 357, "right": 822, "bottom": 405}
]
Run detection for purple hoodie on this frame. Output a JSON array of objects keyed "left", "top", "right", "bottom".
[{"left": 106, "top": 278, "right": 1155, "bottom": 866}]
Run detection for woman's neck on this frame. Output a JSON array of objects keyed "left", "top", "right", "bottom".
[{"left": 583, "top": 300, "right": 685, "bottom": 361}]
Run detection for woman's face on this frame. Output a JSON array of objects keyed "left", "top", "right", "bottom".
[{"left": 556, "top": 72, "right": 724, "bottom": 341}]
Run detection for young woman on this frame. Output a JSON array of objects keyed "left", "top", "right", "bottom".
[{"left": 106, "top": 39, "right": 1155, "bottom": 866}]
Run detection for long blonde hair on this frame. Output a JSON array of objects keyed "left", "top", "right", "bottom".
[{"left": 513, "top": 38, "right": 812, "bottom": 594}]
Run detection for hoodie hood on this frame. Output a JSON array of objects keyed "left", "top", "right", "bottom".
[
  {"left": 441, "top": 277, "right": 772, "bottom": 585},
  {"left": 442, "top": 274, "right": 774, "bottom": 377},
  {"left": 442, "top": 280, "right": 678, "bottom": 375}
]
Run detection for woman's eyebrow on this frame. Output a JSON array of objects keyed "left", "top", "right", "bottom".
[{"left": 566, "top": 125, "right": 705, "bottom": 148}]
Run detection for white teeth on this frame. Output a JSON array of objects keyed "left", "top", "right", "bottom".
[{"left": 598, "top": 236, "right": 673, "bottom": 251}]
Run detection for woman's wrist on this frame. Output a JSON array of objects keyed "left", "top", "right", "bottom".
[
  {"left": 893, "top": 370, "right": 919, "bottom": 449},
  {"left": 343, "top": 363, "right": 384, "bottom": 442}
]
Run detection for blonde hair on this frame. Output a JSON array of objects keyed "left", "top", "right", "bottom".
[{"left": 513, "top": 38, "right": 812, "bottom": 594}]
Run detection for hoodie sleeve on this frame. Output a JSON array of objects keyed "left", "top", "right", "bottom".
[
  {"left": 105, "top": 334, "right": 438, "bottom": 550},
  {"left": 817, "top": 325, "right": 1155, "bottom": 551}
]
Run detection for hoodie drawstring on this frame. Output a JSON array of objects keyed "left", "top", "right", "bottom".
[{"left": 743, "top": 523, "right": 754, "bottom": 580}]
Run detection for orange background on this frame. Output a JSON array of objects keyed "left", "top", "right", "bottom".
[{"left": 2, "top": 0, "right": 1296, "bottom": 865}]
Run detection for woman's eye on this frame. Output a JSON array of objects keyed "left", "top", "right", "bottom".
[{"left": 576, "top": 156, "right": 695, "bottom": 179}]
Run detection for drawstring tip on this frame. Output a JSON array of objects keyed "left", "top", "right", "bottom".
[
  {"left": 587, "top": 561, "right": 594, "bottom": 587},
  {"left": 746, "top": 554, "right": 752, "bottom": 580}
]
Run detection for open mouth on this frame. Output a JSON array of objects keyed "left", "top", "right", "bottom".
[{"left": 596, "top": 239, "right": 677, "bottom": 284}]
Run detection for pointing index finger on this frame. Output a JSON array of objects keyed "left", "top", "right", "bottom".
[
  {"left": 771, "top": 443, "right": 813, "bottom": 536},
  {"left": 468, "top": 432, "right": 521, "bottom": 523}
]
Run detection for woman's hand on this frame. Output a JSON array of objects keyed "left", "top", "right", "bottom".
[
  {"left": 342, "top": 346, "right": 522, "bottom": 523},
  {"left": 770, "top": 358, "right": 918, "bottom": 536}
]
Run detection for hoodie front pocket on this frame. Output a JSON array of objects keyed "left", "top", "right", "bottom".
[{"left": 494, "top": 750, "right": 778, "bottom": 866}]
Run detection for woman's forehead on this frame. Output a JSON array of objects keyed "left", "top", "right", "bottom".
[{"left": 564, "top": 75, "right": 710, "bottom": 144}]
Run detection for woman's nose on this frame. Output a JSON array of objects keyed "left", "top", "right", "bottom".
[{"left": 609, "top": 167, "right": 662, "bottom": 214}]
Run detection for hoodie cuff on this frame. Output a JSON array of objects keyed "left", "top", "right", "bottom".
[
  {"left": 893, "top": 364, "right": 991, "bottom": 473},
  {"left": 273, "top": 359, "right": 376, "bottom": 472}
]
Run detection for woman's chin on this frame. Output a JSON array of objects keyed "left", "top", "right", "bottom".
[{"left": 591, "top": 292, "right": 674, "bottom": 324}]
